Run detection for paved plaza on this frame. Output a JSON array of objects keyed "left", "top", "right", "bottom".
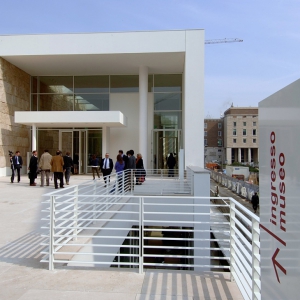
[{"left": 0, "top": 174, "right": 242, "bottom": 300}]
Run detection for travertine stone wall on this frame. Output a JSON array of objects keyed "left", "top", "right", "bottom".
[{"left": 0, "top": 58, "right": 30, "bottom": 172}]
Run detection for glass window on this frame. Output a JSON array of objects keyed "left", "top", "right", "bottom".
[
  {"left": 31, "top": 95, "right": 37, "bottom": 111},
  {"left": 31, "top": 77, "right": 38, "bottom": 93},
  {"left": 218, "top": 131, "right": 222, "bottom": 136},
  {"left": 204, "top": 131, "right": 207, "bottom": 136},
  {"left": 243, "top": 138, "right": 247, "bottom": 143},
  {"left": 253, "top": 129, "right": 257, "bottom": 136},
  {"left": 243, "top": 122, "right": 246, "bottom": 126},
  {"left": 218, "top": 123, "right": 222, "bottom": 129},
  {"left": 253, "top": 121, "right": 256, "bottom": 126},
  {"left": 253, "top": 139, "right": 257, "bottom": 143},
  {"left": 204, "top": 123, "right": 207, "bottom": 129},
  {"left": 218, "top": 139, "right": 222, "bottom": 147},
  {"left": 74, "top": 94, "right": 109, "bottom": 111},
  {"left": 148, "top": 75, "right": 154, "bottom": 92},
  {"left": 233, "top": 139, "right": 236, "bottom": 143},
  {"left": 233, "top": 121, "right": 236, "bottom": 127},
  {"left": 243, "top": 129, "right": 247, "bottom": 136},
  {"left": 38, "top": 94, "right": 74, "bottom": 111},
  {"left": 233, "top": 129, "right": 237, "bottom": 136},
  {"left": 204, "top": 139, "right": 207, "bottom": 146},
  {"left": 154, "top": 93, "right": 181, "bottom": 111},
  {"left": 110, "top": 75, "right": 139, "bottom": 93},
  {"left": 154, "top": 112, "right": 182, "bottom": 129},
  {"left": 154, "top": 74, "right": 182, "bottom": 92},
  {"left": 35, "top": 76, "right": 73, "bottom": 94},
  {"left": 74, "top": 76, "right": 109, "bottom": 93}
]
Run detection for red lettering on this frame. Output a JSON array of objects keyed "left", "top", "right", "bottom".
[
  {"left": 270, "top": 145, "right": 276, "bottom": 156},
  {"left": 280, "top": 211, "right": 286, "bottom": 232},
  {"left": 271, "top": 192, "right": 278, "bottom": 205},
  {"left": 279, "top": 153, "right": 285, "bottom": 166},
  {"left": 279, "top": 168, "right": 285, "bottom": 180},
  {"left": 270, "top": 131, "right": 276, "bottom": 143},
  {"left": 280, "top": 195, "right": 286, "bottom": 209},
  {"left": 271, "top": 170, "right": 276, "bottom": 182},
  {"left": 271, "top": 158, "right": 276, "bottom": 169},
  {"left": 271, "top": 206, "right": 277, "bottom": 224},
  {"left": 271, "top": 181, "right": 276, "bottom": 191},
  {"left": 279, "top": 182, "right": 285, "bottom": 194}
]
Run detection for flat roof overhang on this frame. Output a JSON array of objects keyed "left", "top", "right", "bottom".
[
  {"left": 15, "top": 111, "right": 127, "bottom": 128},
  {"left": 0, "top": 30, "right": 194, "bottom": 75}
]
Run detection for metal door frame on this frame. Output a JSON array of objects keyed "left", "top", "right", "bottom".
[
  {"left": 59, "top": 129, "right": 88, "bottom": 174},
  {"left": 151, "top": 129, "right": 182, "bottom": 170}
]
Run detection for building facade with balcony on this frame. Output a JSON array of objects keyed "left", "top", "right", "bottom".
[{"left": 223, "top": 107, "right": 259, "bottom": 165}]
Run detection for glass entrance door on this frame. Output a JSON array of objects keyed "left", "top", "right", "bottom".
[
  {"left": 152, "top": 130, "right": 181, "bottom": 170},
  {"left": 60, "top": 130, "right": 87, "bottom": 174},
  {"left": 60, "top": 129, "right": 102, "bottom": 174}
]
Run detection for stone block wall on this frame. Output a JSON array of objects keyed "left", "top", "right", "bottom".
[{"left": 0, "top": 58, "right": 30, "bottom": 176}]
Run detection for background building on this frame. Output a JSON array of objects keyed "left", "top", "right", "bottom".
[
  {"left": 204, "top": 118, "right": 224, "bottom": 165},
  {"left": 223, "top": 106, "right": 259, "bottom": 165}
]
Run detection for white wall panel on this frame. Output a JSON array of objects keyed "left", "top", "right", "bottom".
[
  {"left": 259, "top": 79, "right": 300, "bottom": 299},
  {"left": 110, "top": 93, "right": 139, "bottom": 161}
]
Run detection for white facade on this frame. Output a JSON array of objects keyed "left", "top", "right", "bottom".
[
  {"left": 259, "top": 79, "right": 300, "bottom": 299},
  {"left": 0, "top": 30, "right": 205, "bottom": 173}
]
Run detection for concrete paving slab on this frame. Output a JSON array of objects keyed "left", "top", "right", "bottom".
[{"left": 0, "top": 174, "right": 243, "bottom": 300}]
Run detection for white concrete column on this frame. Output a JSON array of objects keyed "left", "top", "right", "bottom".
[
  {"left": 238, "top": 148, "right": 241, "bottom": 163},
  {"left": 32, "top": 124, "right": 37, "bottom": 151},
  {"left": 139, "top": 66, "right": 148, "bottom": 169},
  {"left": 226, "top": 147, "right": 232, "bottom": 165},
  {"left": 102, "top": 126, "right": 110, "bottom": 157},
  {"left": 184, "top": 30, "right": 204, "bottom": 168},
  {"left": 248, "top": 148, "right": 252, "bottom": 163}
]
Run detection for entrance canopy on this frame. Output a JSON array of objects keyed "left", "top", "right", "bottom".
[{"left": 15, "top": 111, "right": 127, "bottom": 128}]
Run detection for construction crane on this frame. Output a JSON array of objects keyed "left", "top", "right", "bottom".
[{"left": 205, "top": 38, "right": 243, "bottom": 44}]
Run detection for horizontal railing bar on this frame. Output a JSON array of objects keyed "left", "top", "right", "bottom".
[
  {"left": 232, "top": 227, "right": 252, "bottom": 251},
  {"left": 143, "top": 246, "right": 230, "bottom": 250},
  {"left": 143, "top": 220, "right": 229, "bottom": 225},
  {"left": 232, "top": 236, "right": 252, "bottom": 262},
  {"left": 143, "top": 254, "right": 229, "bottom": 260},
  {"left": 53, "top": 252, "right": 139, "bottom": 257},
  {"left": 52, "top": 244, "right": 140, "bottom": 248}
]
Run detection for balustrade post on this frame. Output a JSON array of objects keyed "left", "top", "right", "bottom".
[
  {"left": 229, "top": 199, "right": 236, "bottom": 282},
  {"left": 252, "top": 218, "right": 261, "bottom": 300},
  {"left": 73, "top": 185, "right": 78, "bottom": 241},
  {"left": 139, "top": 196, "right": 144, "bottom": 274},
  {"left": 49, "top": 195, "right": 55, "bottom": 271}
]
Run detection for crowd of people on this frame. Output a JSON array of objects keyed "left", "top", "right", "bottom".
[{"left": 9, "top": 149, "right": 146, "bottom": 190}]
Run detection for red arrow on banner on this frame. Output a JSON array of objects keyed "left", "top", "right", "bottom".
[{"left": 272, "top": 248, "right": 287, "bottom": 283}]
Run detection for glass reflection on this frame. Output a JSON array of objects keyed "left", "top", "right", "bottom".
[
  {"left": 110, "top": 75, "right": 139, "bottom": 93},
  {"left": 154, "top": 112, "right": 182, "bottom": 129},
  {"left": 37, "top": 76, "right": 73, "bottom": 94},
  {"left": 154, "top": 74, "right": 182, "bottom": 92},
  {"left": 74, "top": 76, "right": 109, "bottom": 93},
  {"left": 38, "top": 94, "right": 74, "bottom": 111},
  {"left": 154, "top": 93, "right": 181, "bottom": 111},
  {"left": 74, "top": 94, "right": 109, "bottom": 111}
]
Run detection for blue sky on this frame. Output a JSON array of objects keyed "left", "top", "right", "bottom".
[{"left": 1, "top": 0, "right": 299, "bottom": 118}]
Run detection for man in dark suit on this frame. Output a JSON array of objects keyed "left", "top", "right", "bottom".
[
  {"left": 28, "top": 150, "right": 38, "bottom": 186},
  {"left": 10, "top": 151, "right": 23, "bottom": 183},
  {"left": 101, "top": 153, "right": 113, "bottom": 186}
]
